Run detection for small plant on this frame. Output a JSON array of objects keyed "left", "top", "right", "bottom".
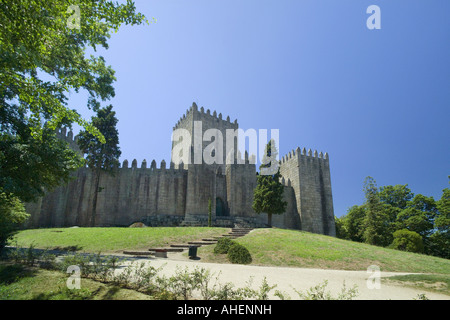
[
  {"left": 414, "top": 293, "right": 429, "bottom": 300},
  {"left": 293, "top": 280, "right": 359, "bottom": 300},
  {"left": 255, "top": 277, "right": 277, "bottom": 300},
  {"left": 227, "top": 243, "right": 252, "bottom": 265},
  {"left": 214, "top": 237, "right": 236, "bottom": 254}
]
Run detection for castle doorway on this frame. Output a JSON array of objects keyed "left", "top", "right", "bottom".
[{"left": 216, "top": 197, "right": 226, "bottom": 217}]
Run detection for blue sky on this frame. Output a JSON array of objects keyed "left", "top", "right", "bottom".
[{"left": 70, "top": 0, "right": 449, "bottom": 217}]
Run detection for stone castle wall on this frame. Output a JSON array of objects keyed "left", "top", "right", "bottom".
[
  {"left": 24, "top": 104, "right": 335, "bottom": 236},
  {"left": 25, "top": 160, "right": 188, "bottom": 228}
]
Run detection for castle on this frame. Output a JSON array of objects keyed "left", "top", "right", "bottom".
[{"left": 25, "top": 103, "right": 336, "bottom": 236}]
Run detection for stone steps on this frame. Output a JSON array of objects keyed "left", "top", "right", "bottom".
[
  {"left": 188, "top": 241, "right": 216, "bottom": 246},
  {"left": 148, "top": 248, "right": 184, "bottom": 253},
  {"left": 170, "top": 244, "right": 201, "bottom": 248},
  {"left": 122, "top": 250, "right": 154, "bottom": 256},
  {"left": 123, "top": 227, "right": 254, "bottom": 257}
]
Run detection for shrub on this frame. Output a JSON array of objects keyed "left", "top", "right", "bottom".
[
  {"left": 227, "top": 243, "right": 252, "bottom": 265},
  {"left": 293, "top": 280, "right": 359, "bottom": 300},
  {"left": 214, "top": 237, "right": 236, "bottom": 254},
  {"left": 390, "top": 229, "right": 424, "bottom": 253},
  {"left": 0, "top": 192, "right": 29, "bottom": 254}
]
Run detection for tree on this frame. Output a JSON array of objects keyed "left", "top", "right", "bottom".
[
  {"left": 426, "top": 188, "right": 450, "bottom": 258},
  {"left": 77, "top": 105, "right": 121, "bottom": 226},
  {"left": 338, "top": 177, "right": 449, "bottom": 258},
  {"left": 0, "top": 0, "right": 146, "bottom": 232},
  {"left": 338, "top": 205, "right": 366, "bottom": 242},
  {"left": 378, "top": 184, "right": 414, "bottom": 210},
  {"left": 390, "top": 229, "right": 424, "bottom": 253},
  {"left": 1, "top": 0, "right": 148, "bottom": 138},
  {"left": 435, "top": 188, "right": 450, "bottom": 233},
  {"left": 252, "top": 140, "right": 287, "bottom": 227},
  {"left": 0, "top": 126, "right": 83, "bottom": 203},
  {"left": 362, "top": 177, "right": 390, "bottom": 246}
]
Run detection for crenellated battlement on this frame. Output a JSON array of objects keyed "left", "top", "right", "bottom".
[
  {"left": 279, "top": 176, "right": 292, "bottom": 187},
  {"left": 173, "top": 102, "right": 238, "bottom": 130},
  {"left": 56, "top": 127, "right": 76, "bottom": 143},
  {"left": 120, "top": 158, "right": 187, "bottom": 172},
  {"left": 280, "top": 146, "right": 329, "bottom": 164},
  {"left": 55, "top": 127, "right": 83, "bottom": 155}
]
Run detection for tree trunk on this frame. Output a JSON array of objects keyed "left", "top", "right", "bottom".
[
  {"left": 91, "top": 170, "right": 100, "bottom": 227},
  {"left": 267, "top": 213, "right": 272, "bottom": 228}
]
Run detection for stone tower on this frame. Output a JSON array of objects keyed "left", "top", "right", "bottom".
[{"left": 279, "top": 148, "right": 336, "bottom": 236}]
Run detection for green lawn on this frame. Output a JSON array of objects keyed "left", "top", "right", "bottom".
[
  {"left": 198, "top": 228, "right": 450, "bottom": 274},
  {"left": 385, "top": 274, "right": 450, "bottom": 296},
  {"left": 12, "top": 227, "right": 228, "bottom": 253},
  {"left": 12, "top": 227, "right": 450, "bottom": 275},
  {"left": 0, "top": 263, "right": 150, "bottom": 300}
]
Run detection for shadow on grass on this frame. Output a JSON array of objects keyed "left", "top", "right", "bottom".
[
  {"left": 32, "top": 287, "right": 98, "bottom": 300},
  {"left": 50, "top": 245, "right": 83, "bottom": 252},
  {"left": 0, "top": 263, "right": 37, "bottom": 286}
]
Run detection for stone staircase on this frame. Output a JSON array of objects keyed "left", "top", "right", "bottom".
[{"left": 122, "top": 227, "right": 253, "bottom": 258}]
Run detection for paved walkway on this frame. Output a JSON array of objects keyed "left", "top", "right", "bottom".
[{"left": 116, "top": 252, "right": 450, "bottom": 300}]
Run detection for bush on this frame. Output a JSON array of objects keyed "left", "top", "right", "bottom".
[
  {"left": 227, "top": 243, "right": 252, "bottom": 265},
  {"left": 0, "top": 192, "right": 29, "bottom": 254},
  {"left": 390, "top": 229, "right": 424, "bottom": 253},
  {"left": 214, "top": 237, "right": 236, "bottom": 254}
]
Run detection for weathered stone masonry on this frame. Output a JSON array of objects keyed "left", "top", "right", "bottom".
[{"left": 25, "top": 103, "right": 336, "bottom": 236}]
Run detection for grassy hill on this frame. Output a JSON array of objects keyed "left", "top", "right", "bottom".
[
  {"left": 199, "top": 228, "right": 450, "bottom": 274},
  {"left": 12, "top": 227, "right": 450, "bottom": 274}
]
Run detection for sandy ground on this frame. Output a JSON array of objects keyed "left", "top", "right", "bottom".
[{"left": 115, "top": 251, "right": 450, "bottom": 300}]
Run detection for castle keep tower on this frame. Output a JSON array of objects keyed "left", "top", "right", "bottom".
[
  {"left": 24, "top": 102, "right": 336, "bottom": 236},
  {"left": 171, "top": 103, "right": 256, "bottom": 220}
]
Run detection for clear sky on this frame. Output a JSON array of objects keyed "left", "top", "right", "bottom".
[{"left": 70, "top": 0, "right": 450, "bottom": 217}]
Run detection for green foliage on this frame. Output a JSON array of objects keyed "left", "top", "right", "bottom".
[
  {"left": 76, "top": 105, "right": 121, "bottom": 173},
  {"left": 0, "top": 0, "right": 147, "bottom": 208},
  {"left": 337, "top": 205, "right": 366, "bottom": 242},
  {"left": 396, "top": 194, "right": 437, "bottom": 237},
  {"left": 378, "top": 184, "right": 414, "bottom": 209},
  {"left": 0, "top": 129, "right": 84, "bottom": 203},
  {"left": 390, "top": 229, "right": 424, "bottom": 253},
  {"left": 213, "top": 237, "right": 236, "bottom": 254},
  {"left": 435, "top": 188, "right": 450, "bottom": 233},
  {"left": 1, "top": 0, "right": 148, "bottom": 137},
  {"left": 425, "top": 231, "right": 449, "bottom": 259},
  {"left": 227, "top": 243, "right": 252, "bottom": 265},
  {"left": 252, "top": 140, "right": 287, "bottom": 226},
  {"left": 337, "top": 177, "right": 450, "bottom": 259},
  {"left": 77, "top": 105, "right": 121, "bottom": 225},
  {"left": 0, "top": 192, "right": 29, "bottom": 253},
  {"left": 362, "top": 177, "right": 391, "bottom": 246},
  {"left": 293, "top": 280, "right": 359, "bottom": 300}
]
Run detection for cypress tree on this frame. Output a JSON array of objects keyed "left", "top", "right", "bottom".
[
  {"left": 77, "top": 105, "right": 121, "bottom": 226},
  {"left": 252, "top": 139, "right": 287, "bottom": 227}
]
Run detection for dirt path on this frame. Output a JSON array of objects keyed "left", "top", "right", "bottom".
[{"left": 116, "top": 253, "right": 449, "bottom": 300}]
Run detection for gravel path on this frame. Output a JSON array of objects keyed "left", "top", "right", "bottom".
[{"left": 116, "top": 252, "right": 450, "bottom": 300}]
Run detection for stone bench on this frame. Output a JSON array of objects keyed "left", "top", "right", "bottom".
[{"left": 152, "top": 248, "right": 168, "bottom": 258}]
